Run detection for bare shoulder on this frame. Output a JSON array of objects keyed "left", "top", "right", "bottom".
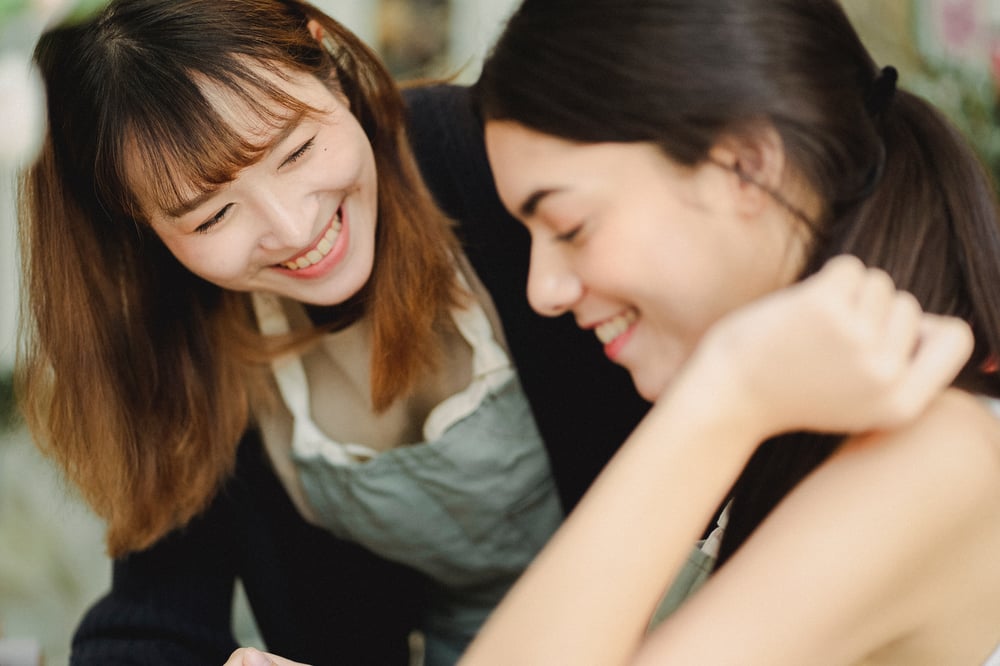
[
  {"left": 833, "top": 390, "right": 1000, "bottom": 664},
  {"left": 839, "top": 388, "right": 1000, "bottom": 495},
  {"left": 640, "top": 390, "right": 1000, "bottom": 665},
  {"left": 789, "top": 389, "right": 1000, "bottom": 661}
]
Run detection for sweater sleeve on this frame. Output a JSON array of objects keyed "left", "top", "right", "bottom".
[
  {"left": 70, "top": 431, "right": 421, "bottom": 666},
  {"left": 70, "top": 465, "right": 241, "bottom": 665}
]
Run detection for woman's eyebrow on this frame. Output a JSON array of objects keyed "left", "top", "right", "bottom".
[
  {"left": 164, "top": 112, "right": 309, "bottom": 219},
  {"left": 265, "top": 112, "right": 307, "bottom": 153},
  {"left": 167, "top": 188, "right": 220, "bottom": 219},
  {"left": 519, "top": 188, "right": 560, "bottom": 218}
]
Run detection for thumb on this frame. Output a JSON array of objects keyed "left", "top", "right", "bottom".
[{"left": 243, "top": 648, "right": 275, "bottom": 666}]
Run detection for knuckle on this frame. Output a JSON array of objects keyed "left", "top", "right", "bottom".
[
  {"left": 860, "top": 267, "right": 896, "bottom": 299},
  {"left": 817, "top": 254, "right": 860, "bottom": 286},
  {"left": 832, "top": 254, "right": 864, "bottom": 272},
  {"left": 896, "top": 290, "right": 921, "bottom": 314}
]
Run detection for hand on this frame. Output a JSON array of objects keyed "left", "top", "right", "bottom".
[
  {"left": 222, "top": 647, "right": 311, "bottom": 666},
  {"left": 686, "top": 255, "right": 973, "bottom": 439}
]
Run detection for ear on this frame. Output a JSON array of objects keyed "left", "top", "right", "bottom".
[
  {"left": 707, "top": 125, "right": 786, "bottom": 219},
  {"left": 306, "top": 19, "right": 351, "bottom": 107},
  {"left": 307, "top": 18, "right": 325, "bottom": 44}
]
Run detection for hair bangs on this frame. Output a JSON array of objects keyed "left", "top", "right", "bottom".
[{"left": 114, "top": 59, "right": 324, "bottom": 223}]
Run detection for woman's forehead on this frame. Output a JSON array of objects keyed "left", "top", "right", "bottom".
[
  {"left": 193, "top": 64, "right": 329, "bottom": 139},
  {"left": 123, "top": 66, "right": 335, "bottom": 221}
]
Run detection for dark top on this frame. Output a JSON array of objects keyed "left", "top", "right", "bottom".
[{"left": 69, "top": 84, "right": 649, "bottom": 665}]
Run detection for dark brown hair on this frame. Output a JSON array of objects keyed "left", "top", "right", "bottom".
[
  {"left": 18, "top": 0, "right": 463, "bottom": 555},
  {"left": 477, "top": 0, "right": 1000, "bottom": 565}
]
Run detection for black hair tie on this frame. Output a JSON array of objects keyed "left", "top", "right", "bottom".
[{"left": 865, "top": 65, "right": 898, "bottom": 116}]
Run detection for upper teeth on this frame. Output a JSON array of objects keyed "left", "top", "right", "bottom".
[
  {"left": 595, "top": 309, "right": 637, "bottom": 344},
  {"left": 281, "top": 213, "right": 342, "bottom": 270}
]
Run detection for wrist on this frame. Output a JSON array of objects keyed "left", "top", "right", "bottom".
[{"left": 655, "top": 339, "right": 773, "bottom": 461}]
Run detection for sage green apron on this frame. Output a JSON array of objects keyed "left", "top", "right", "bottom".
[{"left": 255, "top": 292, "right": 562, "bottom": 665}]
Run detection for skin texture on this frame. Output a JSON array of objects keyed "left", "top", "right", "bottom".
[{"left": 137, "top": 67, "right": 379, "bottom": 307}]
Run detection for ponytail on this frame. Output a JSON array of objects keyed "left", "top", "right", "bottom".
[
  {"left": 719, "top": 85, "right": 1000, "bottom": 569},
  {"left": 806, "top": 89, "right": 1000, "bottom": 393}
]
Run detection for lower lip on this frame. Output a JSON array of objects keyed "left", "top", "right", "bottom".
[
  {"left": 602, "top": 321, "right": 637, "bottom": 362},
  {"left": 271, "top": 208, "right": 350, "bottom": 280}
]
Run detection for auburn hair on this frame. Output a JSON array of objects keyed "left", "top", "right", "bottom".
[{"left": 18, "top": 0, "right": 463, "bottom": 556}]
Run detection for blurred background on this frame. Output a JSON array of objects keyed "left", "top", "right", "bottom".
[{"left": 0, "top": 0, "right": 998, "bottom": 663}]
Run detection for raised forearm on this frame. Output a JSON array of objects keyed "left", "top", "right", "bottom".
[{"left": 461, "top": 367, "right": 756, "bottom": 666}]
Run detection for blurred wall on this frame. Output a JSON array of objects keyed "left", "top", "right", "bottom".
[
  {"left": 842, "top": 1, "right": 918, "bottom": 69},
  {"left": 311, "top": 0, "right": 518, "bottom": 81}
]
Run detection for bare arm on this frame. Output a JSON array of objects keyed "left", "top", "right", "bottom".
[{"left": 461, "top": 257, "right": 974, "bottom": 665}]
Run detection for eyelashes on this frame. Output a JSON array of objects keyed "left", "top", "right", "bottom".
[
  {"left": 283, "top": 137, "right": 315, "bottom": 166},
  {"left": 196, "top": 204, "right": 232, "bottom": 234},
  {"left": 193, "top": 136, "right": 317, "bottom": 234}
]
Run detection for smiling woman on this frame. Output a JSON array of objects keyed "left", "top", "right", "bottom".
[
  {"left": 23, "top": 0, "right": 465, "bottom": 557},
  {"left": 139, "top": 68, "right": 380, "bottom": 307},
  {"left": 13, "top": 1, "right": 655, "bottom": 664},
  {"left": 484, "top": 124, "right": 807, "bottom": 401},
  {"left": 462, "top": 0, "right": 1000, "bottom": 664}
]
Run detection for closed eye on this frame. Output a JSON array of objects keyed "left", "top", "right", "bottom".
[
  {"left": 554, "top": 225, "right": 583, "bottom": 243},
  {"left": 282, "top": 137, "right": 315, "bottom": 167},
  {"left": 195, "top": 203, "right": 232, "bottom": 234}
]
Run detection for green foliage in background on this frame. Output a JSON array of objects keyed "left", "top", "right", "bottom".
[
  {"left": 0, "top": 0, "right": 107, "bottom": 25},
  {"left": 910, "top": 64, "right": 1000, "bottom": 188},
  {"left": 60, "top": 0, "right": 107, "bottom": 23},
  {"left": 0, "top": 0, "right": 33, "bottom": 21}
]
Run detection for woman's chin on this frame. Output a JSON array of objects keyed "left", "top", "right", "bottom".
[{"left": 630, "top": 373, "right": 664, "bottom": 404}]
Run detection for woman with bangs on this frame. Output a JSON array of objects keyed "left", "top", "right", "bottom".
[{"left": 17, "top": 0, "right": 649, "bottom": 664}]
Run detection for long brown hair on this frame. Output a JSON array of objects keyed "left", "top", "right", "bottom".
[
  {"left": 18, "top": 0, "right": 463, "bottom": 556},
  {"left": 478, "top": 0, "right": 1000, "bottom": 566}
]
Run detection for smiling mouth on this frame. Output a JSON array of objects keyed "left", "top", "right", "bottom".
[
  {"left": 594, "top": 308, "right": 638, "bottom": 344},
  {"left": 277, "top": 209, "right": 343, "bottom": 271}
]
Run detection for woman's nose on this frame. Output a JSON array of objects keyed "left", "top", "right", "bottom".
[
  {"left": 526, "top": 243, "right": 582, "bottom": 317},
  {"left": 255, "top": 193, "right": 311, "bottom": 251}
]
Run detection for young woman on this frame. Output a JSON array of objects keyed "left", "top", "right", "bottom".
[
  {"left": 464, "top": 0, "right": 1000, "bottom": 664},
  {"left": 16, "top": 1, "right": 650, "bottom": 664}
]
